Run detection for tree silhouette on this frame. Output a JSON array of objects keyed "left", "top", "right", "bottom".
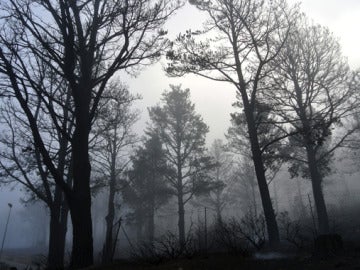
[
  {"left": 123, "top": 133, "right": 171, "bottom": 244},
  {"left": 267, "top": 19, "right": 356, "bottom": 234},
  {"left": 166, "top": 0, "right": 298, "bottom": 245},
  {"left": 91, "top": 81, "right": 140, "bottom": 264},
  {"left": 0, "top": 1, "right": 181, "bottom": 267},
  {"left": 148, "top": 85, "right": 214, "bottom": 248}
]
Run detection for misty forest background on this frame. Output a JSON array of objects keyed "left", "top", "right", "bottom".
[{"left": 0, "top": 0, "right": 360, "bottom": 269}]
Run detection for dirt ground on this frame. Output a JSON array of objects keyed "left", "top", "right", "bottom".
[{"left": 95, "top": 252, "right": 360, "bottom": 270}]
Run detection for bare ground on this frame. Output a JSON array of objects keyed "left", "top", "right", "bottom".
[{"left": 94, "top": 251, "right": 360, "bottom": 270}]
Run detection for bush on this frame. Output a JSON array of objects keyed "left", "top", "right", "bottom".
[
  {"left": 237, "top": 211, "right": 266, "bottom": 251},
  {"left": 278, "top": 211, "right": 312, "bottom": 250},
  {"left": 213, "top": 219, "right": 248, "bottom": 255},
  {"left": 212, "top": 210, "right": 266, "bottom": 254},
  {"left": 130, "top": 230, "right": 197, "bottom": 264}
]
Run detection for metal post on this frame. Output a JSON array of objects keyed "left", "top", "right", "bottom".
[{"left": 0, "top": 203, "right": 13, "bottom": 261}]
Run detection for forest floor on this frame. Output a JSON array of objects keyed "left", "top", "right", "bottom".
[{"left": 96, "top": 251, "right": 360, "bottom": 270}]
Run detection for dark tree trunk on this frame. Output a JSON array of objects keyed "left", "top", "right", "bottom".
[
  {"left": 68, "top": 104, "right": 93, "bottom": 268},
  {"left": 47, "top": 130, "right": 71, "bottom": 269},
  {"left": 306, "top": 146, "right": 330, "bottom": 234},
  {"left": 295, "top": 178, "right": 307, "bottom": 218},
  {"left": 47, "top": 185, "right": 69, "bottom": 269},
  {"left": 177, "top": 192, "right": 186, "bottom": 249},
  {"left": 48, "top": 204, "right": 63, "bottom": 269},
  {"left": 231, "top": 30, "right": 280, "bottom": 244},
  {"left": 68, "top": 193, "right": 93, "bottom": 269},
  {"left": 244, "top": 107, "right": 280, "bottom": 246},
  {"left": 292, "top": 78, "right": 330, "bottom": 235},
  {"left": 48, "top": 208, "right": 68, "bottom": 270},
  {"left": 48, "top": 215, "right": 64, "bottom": 270},
  {"left": 59, "top": 197, "right": 69, "bottom": 265}
]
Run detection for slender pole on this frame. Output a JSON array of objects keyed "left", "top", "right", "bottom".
[
  {"left": 204, "top": 207, "right": 207, "bottom": 252},
  {"left": 0, "top": 203, "right": 13, "bottom": 261}
]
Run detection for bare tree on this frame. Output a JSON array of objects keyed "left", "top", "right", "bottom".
[
  {"left": 0, "top": 88, "right": 73, "bottom": 269},
  {"left": 267, "top": 19, "right": 357, "bottom": 235},
  {"left": 166, "top": 0, "right": 298, "bottom": 245},
  {"left": 91, "top": 81, "right": 140, "bottom": 264},
  {"left": 0, "top": 1, "right": 181, "bottom": 267}
]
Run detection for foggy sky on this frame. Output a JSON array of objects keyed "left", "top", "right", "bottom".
[{"left": 127, "top": 0, "right": 360, "bottom": 146}]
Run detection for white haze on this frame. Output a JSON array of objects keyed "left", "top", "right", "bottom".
[{"left": 0, "top": 0, "right": 359, "bottom": 250}]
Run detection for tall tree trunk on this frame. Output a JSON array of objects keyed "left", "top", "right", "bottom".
[
  {"left": 68, "top": 193, "right": 93, "bottom": 269},
  {"left": 48, "top": 184, "right": 68, "bottom": 269},
  {"left": 177, "top": 192, "right": 186, "bottom": 249},
  {"left": 67, "top": 76, "right": 94, "bottom": 268},
  {"left": 68, "top": 110, "right": 93, "bottom": 268},
  {"left": 48, "top": 143, "right": 71, "bottom": 269},
  {"left": 245, "top": 108, "right": 280, "bottom": 246},
  {"left": 306, "top": 145, "right": 330, "bottom": 234},
  {"left": 232, "top": 35, "right": 279, "bottom": 244},
  {"left": 59, "top": 197, "right": 69, "bottom": 267},
  {"left": 48, "top": 199, "right": 63, "bottom": 270},
  {"left": 148, "top": 203, "right": 155, "bottom": 244},
  {"left": 292, "top": 78, "right": 329, "bottom": 234},
  {"left": 295, "top": 178, "right": 307, "bottom": 218}
]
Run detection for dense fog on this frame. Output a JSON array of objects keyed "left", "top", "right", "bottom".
[{"left": 0, "top": 0, "right": 359, "bottom": 269}]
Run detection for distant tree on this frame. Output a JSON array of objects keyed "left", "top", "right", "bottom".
[
  {"left": 0, "top": 1, "right": 182, "bottom": 267},
  {"left": 196, "top": 139, "right": 233, "bottom": 223},
  {"left": 230, "top": 158, "right": 260, "bottom": 215},
  {"left": 148, "top": 85, "right": 214, "bottom": 248},
  {"left": 123, "top": 133, "right": 171, "bottom": 244},
  {"left": 91, "top": 81, "right": 140, "bottom": 264},
  {"left": 267, "top": 19, "right": 356, "bottom": 234},
  {"left": 166, "top": 0, "right": 298, "bottom": 245}
]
